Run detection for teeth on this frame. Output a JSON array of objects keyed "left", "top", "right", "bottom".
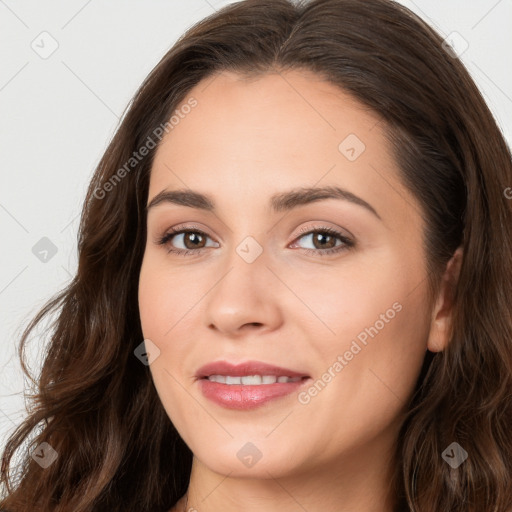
[
  {"left": 207, "top": 375, "right": 302, "bottom": 385},
  {"left": 241, "top": 375, "right": 263, "bottom": 385},
  {"left": 208, "top": 375, "right": 227, "bottom": 384}
]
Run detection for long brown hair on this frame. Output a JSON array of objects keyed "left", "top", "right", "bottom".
[{"left": 2, "top": 0, "right": 511, "bottom": 510}]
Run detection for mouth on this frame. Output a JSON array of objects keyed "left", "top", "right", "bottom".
[
  {"left": 195, "top": 360, "right": 311, "bottom": 410},
  {"left": 203, "top": 374, "right": 307, "bottom": 384},
  {"left": 195, "top": 359, "right": 310, "bottom": 380}
]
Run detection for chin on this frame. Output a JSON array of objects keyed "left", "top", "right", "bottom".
[{"left": 189, "top": 438, "right": 304, "bottom": 478}]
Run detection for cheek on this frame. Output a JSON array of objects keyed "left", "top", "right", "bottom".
[
  {"left": 294, "top": 247, "right": 430, "bottom": 421},
  {"left": 284, "top": 247, "right": 417, "bottom": 349},
  {"left": 138, "top": 254, "right": 209, "bottom": 394},
  {"left": 287, "top": 288, "right": 429, "bottom": 466},
  {"left": 138, "top": 254, "right": 200, "bottom": 340},
  {"left": 138, "top": 256, "right": 203, "bottom": 437}
]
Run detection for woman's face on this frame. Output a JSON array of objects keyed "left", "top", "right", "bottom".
[{"left": 138, "top": 70, "right": 438, "bottom": 479}]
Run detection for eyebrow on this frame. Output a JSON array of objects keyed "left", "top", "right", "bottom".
[{"left": 146, "top": 185, "right": 381, "bottom": 219}]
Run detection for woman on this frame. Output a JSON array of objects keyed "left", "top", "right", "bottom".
[{"left": 1, "top": 0, "right": 511, "bottom": 510}]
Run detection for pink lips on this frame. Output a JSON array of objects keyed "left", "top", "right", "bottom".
[{"left": 196, "top": 360, "right": 310, "bottom": 410}]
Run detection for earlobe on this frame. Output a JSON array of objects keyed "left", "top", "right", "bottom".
[{"left": 426, "top": 246, "right": 463, "bottom": 353}]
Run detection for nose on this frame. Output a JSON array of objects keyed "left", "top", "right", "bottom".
[{"left": 202, "top": 249, "right": 284, "bottom": 338}]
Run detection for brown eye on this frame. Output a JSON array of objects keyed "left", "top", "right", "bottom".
[
  {"left": 292, "top": 227, "right": 354, "bottom": 256},
  {"left": 157, "top": 228, "right": 219, "bottom": 256},
  {"left": 311, "top": 232, "right": 337, "bottom": 250},
  {"left": 181, "top": 232, "right": 207, "bottom": 249}
]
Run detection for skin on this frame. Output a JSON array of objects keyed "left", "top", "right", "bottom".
[{"left": 138, "top": 69, "right": 462, "bottom": 512}]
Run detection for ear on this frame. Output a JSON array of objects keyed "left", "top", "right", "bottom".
[{"left": 426, "top": 247, "right": 463, "bottom": 353}]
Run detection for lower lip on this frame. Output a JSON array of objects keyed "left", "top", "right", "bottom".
[{"left": 198, "top": 378, "right": 309, "bottom": 410}]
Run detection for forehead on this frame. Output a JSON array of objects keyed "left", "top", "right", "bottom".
[
  {"left": 148, "top": 70, "right": 419, "bottom": 230},
  {"left": 160, "top": 69, "right": 383, "bottom": 158}
]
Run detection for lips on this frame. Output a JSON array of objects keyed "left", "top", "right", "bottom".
[
  {"left": 195, "top": 360, "right": 309, "bottom": 380},
  {"left": 195, "top": 360, "right": 311, "bottom": 410}
]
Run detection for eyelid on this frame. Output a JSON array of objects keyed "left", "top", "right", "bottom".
[
  {"left": 154, "top": 223, "right": 218, "bottom": 247},
  {"left": 291, "top": 223, "right": 354, "bottom": 243},
  {"left": 154, "top": 222, "right": 215, "bottom": 242},
  {"left": 289, "top": 225, "right": 354, "bottom": 253}
]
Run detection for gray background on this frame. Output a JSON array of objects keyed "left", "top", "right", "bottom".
[{"left": 1, "top": 0, "right": 511, "bottom": 449}]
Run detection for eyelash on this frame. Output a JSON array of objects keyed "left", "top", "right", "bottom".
[{"left": 156, "top": 225, "right": 354, "bottom": 257}]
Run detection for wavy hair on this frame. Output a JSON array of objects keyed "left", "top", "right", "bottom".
[{"left": 2, "top": 0, "right": 512, "bottom": 510}]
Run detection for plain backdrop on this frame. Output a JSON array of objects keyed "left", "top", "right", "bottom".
[{"left": 1, "top": 0, "right": 511, "bottom": 451}]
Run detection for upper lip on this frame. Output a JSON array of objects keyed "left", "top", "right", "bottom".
[{"left": 195, "top": 360, "right": 310, "bottom": 379}]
